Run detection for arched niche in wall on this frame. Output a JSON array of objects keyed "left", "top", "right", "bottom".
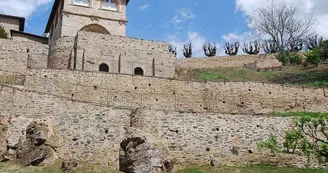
[
  {"left": 134, "top": 67, "right": 144, "bottom": 76},
  {"left": 99, "top": 63, "right": 109, "bottom": 72},
  {"left": 79, "top": 24, "right": 110, "bottom": 34}
]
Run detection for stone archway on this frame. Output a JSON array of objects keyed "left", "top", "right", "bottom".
[
  {"left": 80, "top": 24, "right": 110, "bottom": 34},
  {"left": 99, "top": 63, "right": 109, "bottom": 72},
  {"left": 134, "top": 67, "right": 144, "bottom": 76}
]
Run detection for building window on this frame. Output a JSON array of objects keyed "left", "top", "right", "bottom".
[
  {"left": 73, "top": 0, "right": 89, "bottom": 7},
  {"left": 134, "top": 67, "right": 144, "bottom": 76},
  {"left": 99, "top": 63, "right": 109, "bottom": 72},
  {"left": 102, "top": 0, "right": 118, "bottom": 11}
]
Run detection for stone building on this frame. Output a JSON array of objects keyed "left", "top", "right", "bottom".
[
  {"left": 44, "top": 0, "right": 175, "bottom": 78},
  {"left": 0, "top": 14, "right": 25, "bottom": 36}
]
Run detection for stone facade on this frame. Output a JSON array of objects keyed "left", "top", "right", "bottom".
[
  {"left": 0, "top": 14, "right": 24, "bottom": 36},
  {"left": 0, "top": 39, "right": 48, "bottom": 73},
  {"left": 22, "top": 69, "right": 328, "bottom": 114},
  {"left": 0, "top": 85, "right": 323, "bottom": 168}
]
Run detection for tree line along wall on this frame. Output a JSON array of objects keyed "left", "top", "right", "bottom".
[
  {"left": 0, "top": 85, "right": 321, "bottom": 168},
  {"left": 175, "top": 54, "right": 282, "bottom": 70},
  {"left": 0, "top": 39, "right": 48, "bottom": 73},
  {"left": 23, "top": 69, "right": 328, "bottom": 114}
]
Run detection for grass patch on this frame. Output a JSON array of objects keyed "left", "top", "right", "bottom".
[
  {"left": 274, "top": 112, "right": 328, "bottom": 118},
  {"left": 176, "top": 165, "right": 328, "bottom": 173},
  {"left": 176, "top": 65, "right": 328, "bottom": 88},
  {"left": 0, "top": 162, "right": 121, "bottom": 173}
]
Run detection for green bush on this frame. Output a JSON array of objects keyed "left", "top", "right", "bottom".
[
  {"left": 257, "top": 135, "right": 282, "bottom": 153},
  {"left": 320, "top": 40, "right": 328, "bottom": 60},
  {"left": 305, "top": 48, "right": 322, "bottom": 66},
  {"left": 0, "top": 25, "right": 8, "bottom": 39},
  {"left": 276, "top": 51, "right": 303, "bottom": 66}
]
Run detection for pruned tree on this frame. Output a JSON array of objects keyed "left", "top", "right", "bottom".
[
  {"left": 0, "top": 25, "right": 8, "bottom": 39},
  {"left": 242, "top": 41, "right": 260, "bottom": 55},
  {"left": 183, "top": 43, "right": 192, "bottom": 58},
  {"left": 288, "top": 40, "right": 303, "bottom": 52},
  {"left": 263, "top": 40, "right": 279, "bottom": 54},
  {"left": 307, "top": 35, "right": 323, "bottom": 50},
  {"left": 203, "top": 42, "right": 217, "bottom": 57},
  {"left": 249, "top": 0, "right": 314, "bottom": 50},
  {"left": 168, "top": 44, "right": 177, "bottom": 57},
  {"left": 225, "top": 42, "right": 239, "bottom": 56}
]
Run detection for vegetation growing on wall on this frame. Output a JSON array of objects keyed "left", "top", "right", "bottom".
[
  {"left": 259, "top": 112, "right": 328, "bottom": 163},
  {"left": 0, "top": 25, "right": 8, "bottom": 39}
]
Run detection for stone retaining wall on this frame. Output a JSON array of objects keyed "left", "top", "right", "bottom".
[{"left": 24, "top": 69, "right": 328, "bottom": 114}]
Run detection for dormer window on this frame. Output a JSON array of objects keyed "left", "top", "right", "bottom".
[
  {"left": 73, "top": 0, "right": 89, "bottom": 7},
  {"left": 102, "top": 0, "right": 118, "bottom": 11}
]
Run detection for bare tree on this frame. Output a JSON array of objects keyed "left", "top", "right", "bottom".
[
  {"left": 242, "top": 41, "right": 260, "bottom": 55},
  {"left": 249, "top": 0, "right": 314, "bottom": 50},
  {"left": 183, "top": 43, "right": 192, "bottom": 58},
  {"left": 225, "top": 42, "right": 239, "bottom": 56},
  {"left": 168, "top": 44, "right": 177, "bottom": 57},
  {"left": 203, "top": 42, "right": 217, "bottom": 57}
]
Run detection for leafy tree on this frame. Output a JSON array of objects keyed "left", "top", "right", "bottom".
[
  {"left": 242, "top": 41, "right": 260, "bottom": 55},
  {"left": 249, "top": 0, "right": 313, "bottom": 50},
  {"left": 258, "top": 115, "right": 328, "bottom": 162},
  {"left": 305, "top": 48, "right": 322, "bottom": 67},
  {"left": 183, "top": 43, "right": 192, "bottom": 58},
  {"left": 276, "top": 51, "right": 303, "bottom": 66},
  {"left": 202, "top": 42, "right": 217, "bottom": 57},
  {"left": 168, "top": 44, "right": 177, "bottom": 57},
  {"left": 224, "top": 42, "right": 239, "bottom": 56},
  {"left": 0, "top": 25, "right": 8, "bottom": 39}
]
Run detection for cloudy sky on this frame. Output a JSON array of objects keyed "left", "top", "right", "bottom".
[{"left": 0, "top": 0, "right": 327, "bottom": 57}]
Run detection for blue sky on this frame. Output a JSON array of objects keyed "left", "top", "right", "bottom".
[{"left": 1, "top": 0, "right": 328, "bottom": 57}]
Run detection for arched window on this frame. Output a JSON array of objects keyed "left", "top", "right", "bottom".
[
  {"left": 99, "top": 63, "right": 109, "bottom": 72},
  {"left": 102, "top": 0, "right": 118, "bottom": 11},
  {"left": 134, "top": 67, "right": 144, "bottom": 76},
  {"left": 80, "top": 24, "right": 110, "bottom": 34},
  {"left": 73, "top": 0, "right": 89, "bottom": 6}
]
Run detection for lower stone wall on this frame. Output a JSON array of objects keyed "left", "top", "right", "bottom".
[
  {"left": 175, "top": 54, "right": 282, "bottom": 70},
  {"left": 0, "top": 85, "right": 321, "bottom": 168}
]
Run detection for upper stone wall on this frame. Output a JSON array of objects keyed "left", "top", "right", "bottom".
[
  {"left": 23, "top": 69, "right": 328, "bottom": 114},
  {"left": 175, "top": 54, "right": 282, "bottom": 70},
  {"left": 0, "top": 39, "right": 48, "bottom": 73}
]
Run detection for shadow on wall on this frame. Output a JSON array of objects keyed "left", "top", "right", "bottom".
[{"left": 79, "top": 24, "right": 110, "bottom": 35}]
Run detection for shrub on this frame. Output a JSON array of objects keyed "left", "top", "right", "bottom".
[
  {"left": 168, "top": 44, "right": 177, "bottom": 57},
  {"left": 257, "top": 135, "right": 282, "bottom": 153},
  {"left": 305, "top": 48, "right": 321, "bottom": 67},
  {"left": 320, "top": 40, "right": 328, "bottom": 60},
  {"left": 275, "top": 51, "right": 303, "bottom": 66},
  {"left": 0, "top": 25, "right": 8, "bottom": 39},
  {"left": 242, "top": 41, "right": 260, "bottom": 55}
]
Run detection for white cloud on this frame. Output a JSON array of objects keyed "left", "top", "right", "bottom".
[
  {"left": 236, "top": 0, "right": 328, "bottom": 38},
  {"left": 172, "top": 8, "right": 196, "bottom": 25},
  {"left": 137, "top": 4, "right": 149, "bottom": 12},
  {"left": 168, "top": 31, "right": 223, "bottom": 58},
  {"left": 0, "top": 0, "right": 53, "bottom": 18}
]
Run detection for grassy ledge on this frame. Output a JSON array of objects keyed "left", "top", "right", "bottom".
[
  {"left": 176, "top": 165, "right": 328, "bottom": 173},
  {"left": 273, "top": 112, "right": 328, "bottom": 118}
]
